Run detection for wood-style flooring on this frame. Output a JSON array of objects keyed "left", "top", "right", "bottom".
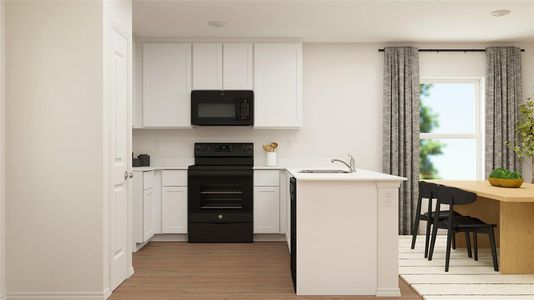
[{"left": 110, "top": 242, "right": 421, "bottom": 300}]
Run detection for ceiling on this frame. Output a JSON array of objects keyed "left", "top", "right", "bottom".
[{"left": 133, "top": 0, "right": 534, "bottom": 43}]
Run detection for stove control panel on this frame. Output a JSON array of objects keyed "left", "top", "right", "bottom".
[{"left": 194, "top": 143, "right": 253, "bottom": 157}]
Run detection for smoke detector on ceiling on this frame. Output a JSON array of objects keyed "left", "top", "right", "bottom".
[
  {"left": 490, "top": 9, "right": 511, "bottom": 17},
  {"left": 207, "top": 21, "right": 226, "bottom": 28}
]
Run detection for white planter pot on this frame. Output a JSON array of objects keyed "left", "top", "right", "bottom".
[{"left": 266, "top": 152, "right": 277, "bottom": 167}]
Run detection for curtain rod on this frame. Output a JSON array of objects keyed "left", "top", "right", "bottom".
[{"left": 378, "top": 48, "right": 526, "bottom": 53}]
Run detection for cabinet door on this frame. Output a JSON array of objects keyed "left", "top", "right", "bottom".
[
  {"left": 279, "top": 171, "right": 288, "bottom": 235},
  {"left": 253, "top": 43, "right": 302, "bottom": 128},
  {"left": 143, "top": 43, "right": 191, "bottom": 127},
  {"left": 133, "top": 41, "right": 143, "bottom": 128},
  {"left": 193, "top": 43, "right": 223, "bottom": 89},
  {"left": 142, "top": 188, "right": 154, "bottom": 242},
  {"left": 223, "top": 43, "right": 253, "bottom": 90},
  {"left": 254, "top": 187, "right": 280, "bottom": 233},
  {"left": 161, "top": 187, "right": 188, "bottom": 233},
  {"left": 132, "top": 172, "right": 144, "bottom": 243}
]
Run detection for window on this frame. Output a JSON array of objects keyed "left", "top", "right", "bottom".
[{"left": 419, "top": 78, "right": 483, "bottom": 180}]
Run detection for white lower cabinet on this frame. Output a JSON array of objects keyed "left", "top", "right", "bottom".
[
  {"left": 142, "top": 188, "right": 154, "bottom": 241},
  {"left": 133, "top": 171, "right": 155, "bottom": 243},
  {"left": 253, "top": 186, "right": 280, "bottom": 233},
  {"left": 161, "top": 186, "right": 188, "bottom": 233}
]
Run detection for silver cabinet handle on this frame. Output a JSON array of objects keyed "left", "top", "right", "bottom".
[
  {"left": 129, "top": 172, "right": 133, "bottom": 179},
  {"left": 124, "top": 171, "right": 129, "bottom": 180}
]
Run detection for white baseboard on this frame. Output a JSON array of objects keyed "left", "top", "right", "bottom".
[
  {"left": 253, "top": 234, "right": 286, "bottom": 241},
  {"left": 103, "top": 288, "right": 111, "bottom": 300},
  {"left": 139, "top": 233, "right": 287, "bottom": 244},
  {"left": 7, "top": 290, "right": 109, "bottom": 300},
  {"left": 375, "top": 287, "right": 401, "bottom": 297},
  {"left": 148, "top": 234, "right": 187, "bottom": 242}
]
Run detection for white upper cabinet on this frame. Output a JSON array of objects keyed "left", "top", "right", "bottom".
[
  {"left": 132, "top": 41, "right": 143, "bottom": 128},
  {"left": 193, "top": 43, "right": 223, "bottom": 89},
  {"left": 253, "top": 43, "right": 302, "bottom": 128},
  {"left": 142, "top": 43, "right": 192, "bottom": 128},
  {"left": 223, "top": 43, "right": 253, "bottom": 90}
]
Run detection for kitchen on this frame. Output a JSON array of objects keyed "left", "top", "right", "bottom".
[
  {"left": 131, "top": 39, "right": 406, "bottom": 295},
  {"left": 3, "top": 1, "right": 534, "bottom": 300}
]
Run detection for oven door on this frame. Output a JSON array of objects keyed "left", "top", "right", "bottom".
[
  {"left": 188, "top": 168, "right": 253, "bottom": 222},
  {"left": 191, "top": 90, "right": 253, "bottom": 126}
]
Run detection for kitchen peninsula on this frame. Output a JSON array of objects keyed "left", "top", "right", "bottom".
[{"left": 287, "top": 168, "right": 406, "bottom": 296}]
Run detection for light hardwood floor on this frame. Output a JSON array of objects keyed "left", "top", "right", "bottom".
[{"left": 110, "top": 242, "right": 421, "bottom": 300}]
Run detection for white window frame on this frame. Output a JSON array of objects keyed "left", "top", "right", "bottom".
[{"left": 419, "top": 77, "right": 485, "bottom": 180}]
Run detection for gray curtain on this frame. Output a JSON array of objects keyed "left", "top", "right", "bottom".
[
  {"left": 485, "top": 47, "right": 522, "bottom": 177},
  {"left": 383, "top": 47, "right": 420, "bottom": 235}
]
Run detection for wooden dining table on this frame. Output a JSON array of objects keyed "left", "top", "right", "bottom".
[{"left": 431, "top": 180, "right": 534, "bottom": 274}]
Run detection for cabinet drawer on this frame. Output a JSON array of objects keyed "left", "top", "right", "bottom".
[
  {"left": 254, "top": 170, "right": 280, "bottom": 186},
  {"left": 143, "top": 171, "right": 154, "bottom": 190},
  {"left": 162, "top": 170, "right": 187, "bottom": 187}
]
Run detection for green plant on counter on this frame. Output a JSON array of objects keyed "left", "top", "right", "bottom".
[{"left": 489, "top": 168, "right": 523, "bottom": 179}]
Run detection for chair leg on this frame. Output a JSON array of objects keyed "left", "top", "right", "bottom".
[
  {"left": 411, "top": 215, "right": 421, "bottom": 250},
  {"left": 465, "top": 231, "right": 472, "bottom": 258},
  {"left": 428, "top": 220, "right": 439, "bottom": 261},
  {"left": 424, "top": 218, "right": 432, "bottom": 258},
  {"left": 452, "top": 233, "right": 456, "bottom": 249},
  {"left": 488, "top": 228, "right": 499, "bottom": 272},
  {"left": 473, "top": 232, "right": 478, "bottom": 261},
  {"left": 445, "top": 229, "right": 453, "bottom": 272}
]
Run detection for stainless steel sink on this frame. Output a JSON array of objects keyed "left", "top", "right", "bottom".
[{"left": 298, "top": 169, "right": 351, "bottom": 174}]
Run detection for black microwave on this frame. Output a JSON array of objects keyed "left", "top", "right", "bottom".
[{"left": 191, "top": 90, "right": 254, "bottom": 126}]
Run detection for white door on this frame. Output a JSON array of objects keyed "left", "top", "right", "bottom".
[
  {"left": 253, "top": 187, "right": 280, "bottom": 233},
  {"left": 161, "top": 187, "right": 188, "bottom": 233},
  {"left": 193, "top": 43, "right": 223, "bottom": 89},
  {"left": 223, "top": 43, "right": 253, "bottom": 89},
  {"left": 109, "top": 26, "right": 131, "bottom": 291}
]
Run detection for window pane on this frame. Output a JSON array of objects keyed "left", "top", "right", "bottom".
[
  {"left": 420, "top": 83, "right": 476, "bottom": 134},
  {"left": 420, "top": 139, "right": 477, "bottom": 180}
]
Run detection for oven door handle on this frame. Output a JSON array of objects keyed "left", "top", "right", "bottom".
[{"left": 188, "top": 169, "right": 252, "bottom": 177}]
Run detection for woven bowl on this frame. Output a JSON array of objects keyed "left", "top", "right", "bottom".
[{"left": 488, "top": 177, "right": 524, "bottom": 188}]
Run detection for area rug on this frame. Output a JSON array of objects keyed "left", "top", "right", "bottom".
[{"left": 399, "top": 235, "right": 534, "bottom": 299}]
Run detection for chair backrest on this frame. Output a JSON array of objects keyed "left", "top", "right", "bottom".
[
  {"left": 419, "top": 181, "right": 438, "bottom": 200},
  {"left": 437, "top": 185, "right": 477, "bottom": 206}
]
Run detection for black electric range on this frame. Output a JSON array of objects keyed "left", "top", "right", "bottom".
[{"left": 187, "top": 143, "right": 254, "bottom": 243}]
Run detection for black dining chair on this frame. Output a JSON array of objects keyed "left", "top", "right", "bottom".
[
  {"left": 428, "top": 185, "right": 499, "bottom": 272},
  {"left": 411, "top": 181, "right": 462, "bottom": 258}
]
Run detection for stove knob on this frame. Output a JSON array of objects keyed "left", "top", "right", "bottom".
[
  {"left": 195, "top": 145, "right": 203, "bottom": 153},
  {"left": 245, "top": 145, "right": 253, "bottom": 153}
]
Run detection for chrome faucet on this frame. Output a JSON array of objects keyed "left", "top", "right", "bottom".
[{"left": 331, "top": 154, "right": 355, "bottom": 173}]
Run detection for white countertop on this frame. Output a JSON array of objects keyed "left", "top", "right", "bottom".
[
  {"left": 132, "top": 166, "right": 188, "bottom": 171},
  {"left": 133, "top": 165, "right": 405, "bottom": 181},
  {"left": 287, "top": 168, "right": 406, "bottom": 181},
  {"left": 133, "top": 165, "right": 285, "bottom": 171}
]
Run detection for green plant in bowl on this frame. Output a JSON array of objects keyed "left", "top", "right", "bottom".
[{"left": 489, "top": 168, "right": 524, "bottom": 188}]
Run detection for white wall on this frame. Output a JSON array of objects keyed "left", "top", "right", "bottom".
[
  {"left": 0, "top": 0, "right": 5, "bottom": 298},
  {"left": 5, "top": 1, "right": 106, "bottom": 297},
  {"left": 134, "top": 42, "right": 534, "bottom": 181}
]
